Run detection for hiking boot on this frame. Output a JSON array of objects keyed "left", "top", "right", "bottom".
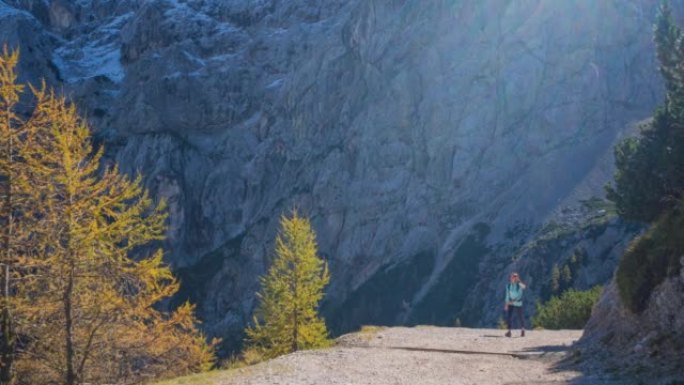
[
  {"left": 521, "top": 329, "right": 525, "bottom": 337},
  {"left": 505, "top": 331, "right": 511, "bottom": 337}
]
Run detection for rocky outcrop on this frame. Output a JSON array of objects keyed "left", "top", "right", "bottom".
[
  {"left": 460, "top": 211, "right": 643, "bottom": 328},
  {"left": 0, "top": 1, "right": 56, "bottom": 86},
  {"left": 0, "top": 0, "right": 678, "bottom": 352},
  {"left": 578, "top": 262, "right": 684, "bottom": 383}
]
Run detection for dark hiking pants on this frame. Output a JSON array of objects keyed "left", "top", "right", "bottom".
[{"left": 506, "top": 305, "right": 524, "bottom": 330}]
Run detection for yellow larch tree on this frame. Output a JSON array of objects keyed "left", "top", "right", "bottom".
[
  {"left": 0, "top": 47, "right": 215, "bottom": 384},
  {"left": 245, "top": 211, "right": 331, "bottom": 360},
  {"left": 0, "top": 46, "right": 39, "bottom": 385},
  {"left": 15, "top": 84, "right": 215, "bottom": 385}
]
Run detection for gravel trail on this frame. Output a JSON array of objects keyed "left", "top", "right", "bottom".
[{"left": 206, "top": 327, "right": 620, "bottom": 385}]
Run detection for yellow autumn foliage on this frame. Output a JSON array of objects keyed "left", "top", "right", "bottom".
[
  {"left": 245, "top": 211, "right": 331, "bottom": 360},
  {"left": 0, "top": 46, "right": 216, "bottom": 385}
]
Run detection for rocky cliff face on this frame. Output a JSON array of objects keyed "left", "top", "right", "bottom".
[
  {"left": 578, "top": 267, "right": 684, "bottom": 383},
  {"left": 0, "top": 0, "right": 674, "bottom": 352}
]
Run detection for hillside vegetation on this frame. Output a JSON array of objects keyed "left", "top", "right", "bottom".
[
  {"left": 607, "top": 3, "right": 684, "bottom": 313},
  {"left": 533, "top": 286, "right": 603, "bottom": 330},
  {"left": 578, "top": 4, "right": 684, "bottom": 383}
]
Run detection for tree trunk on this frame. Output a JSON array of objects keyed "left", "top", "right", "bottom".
[
  {"left": 0, "top": 104, "right": 16, "bottom": 385},
  {"left": 292, "top": 307, "right": 298, "bottom": 352},
  {"left": 0, "top": 265, "right": 15, "bottom": 385},
  {"left": 64, "top": 269, "right": 76, "bottom": 385},
  {"left": 292, "top": 275, "right": 298, "bottom": 352}
]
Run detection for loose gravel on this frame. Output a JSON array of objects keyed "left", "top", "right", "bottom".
[{"left": 207, "top": 327, "right": 623, "bottom": 385}]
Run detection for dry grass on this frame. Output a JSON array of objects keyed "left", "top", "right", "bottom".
[
  {"left": 354, "top": 325, "right": 387, "bottom": 343},
  {"left": 152, "top": 370, "right": 226, "bottom": 385},
  {"left": 359, "top": 325, "right": 386, "bottom": 334}
]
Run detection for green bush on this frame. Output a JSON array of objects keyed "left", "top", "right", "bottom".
[
  {"left": 496, "top": 317, "right": 507, "bottom": 330},
  {"left": 606, "top": 4, "right": 684, "bottom": 223},
  {"left": 616, "top": 209, "right": 684, "bottom": 313},
  {"left": 532, "top": 286, "right": 603, "bottom": 330}
]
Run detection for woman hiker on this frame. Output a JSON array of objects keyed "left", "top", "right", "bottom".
[{"left": 504, "top": 272, "right": 526, "bottom": 337}]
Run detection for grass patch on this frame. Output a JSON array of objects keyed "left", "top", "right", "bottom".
[
  {"left": 154, "top": 360, "right": 295, "bottom": 385},
  {"left": 616, "top": 207, "right": 684, "bottom": 313},
  {"left": 497, "top": 317, "right": 507, "bottom": 330},
  {"left": 153, "top": 370, "right": 226, "bottom": 385},
  {"left": 353, "top": 325, "right": 386, "bottom": 343},
  {"left": 359, "top": 325, "right": 386, "bottom": 334},
  {"left": 218, "top": 346, "right": 269, "bottom": 371},
  {"left": 580, "top": 197, "right": 617, "bottom": 215}
]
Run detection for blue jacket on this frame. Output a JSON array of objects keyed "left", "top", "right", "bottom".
[{"left": 505, "top": 282, "right": 526, "bottom": 307}]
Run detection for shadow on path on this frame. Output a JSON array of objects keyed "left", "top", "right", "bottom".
[
  {"left": 379, "top": 346, "right": 521, "bottom": 357},
  {"left": 512, "top": 344, "right": 571, "bottom": 354},
  {"left": 545, "top": 346, "right": 625, "bottom": 385},
  {"left": 351, "top": 344, "right": 570, "bottom": 359}
]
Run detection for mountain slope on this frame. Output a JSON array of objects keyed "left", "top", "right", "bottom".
[{"left": 0, "top": 0, "right": 677, "bottom": 351}]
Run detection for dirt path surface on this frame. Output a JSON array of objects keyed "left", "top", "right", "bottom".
[{"left": 204, "top": 327, "right": 620, "bottom": 385}]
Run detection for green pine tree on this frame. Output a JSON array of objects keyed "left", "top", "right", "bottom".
[
  {"left": 654, "top": 1, "right": 682, "bottom": 93},
  {"left": 607, "top": 2, "right": 684, "bottom": 221},
  {"left": 245, "top": 211, "right": 331, "bottom": 359},
  {"left": 561, "top": 265, "right": 572, "bottom": 287},
  {"left": 550, "top": 264, "right": 561, "bottom": 294}
]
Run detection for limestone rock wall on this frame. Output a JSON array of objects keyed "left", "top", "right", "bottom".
[
  {"left": 0, "top": 0, "right": 677, "bottom": 351},
  {"left": 579, "top": 265, "right": 684, "bottom": 383}
]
